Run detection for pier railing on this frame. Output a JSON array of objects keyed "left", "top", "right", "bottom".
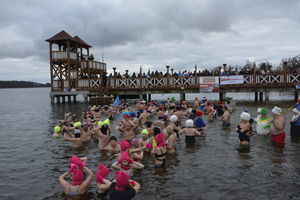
[
  {"left": 80, "top": 60, "right": 106, "bottom": 71},
  {"left": 51, "top": 73, "right": 300, "bottom": 91},
  {"left": 51, "top": 51, "right": 77, "bottom": 61}
]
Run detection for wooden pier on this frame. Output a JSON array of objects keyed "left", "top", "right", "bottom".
[{"left": 46, "top": 31, "right": 300, "bottom": 103}]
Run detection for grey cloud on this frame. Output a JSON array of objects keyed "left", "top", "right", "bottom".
[{"left": 0, "top": 0, "right": 300, "bottom": 82}]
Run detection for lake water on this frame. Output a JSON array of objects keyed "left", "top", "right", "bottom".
[{"left": 0, "top": 88, "right": 299, "bottom": 200}]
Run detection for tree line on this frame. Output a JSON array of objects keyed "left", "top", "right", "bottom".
[{"left": 0, "top": 81, "right": 50, "bottom": 88}]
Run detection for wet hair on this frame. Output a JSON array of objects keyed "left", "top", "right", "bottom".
[
  {"left": 74, "top": 129, "right": 81, "bottom": 138},
  {"left": 110, "top": 136, "right": 117, "bottom": 141},
  {"left": 153, "top": 127, "right": 161, "bottom": 136},
  {"left": 109, "top": 116, "right": 114, "bottom": 121},
  {"left": 192, "top": 109, "right": 196, "bottom": 114},
  {"left": 145, "top": 121, "right": 152, "bottom": 128},
  {"left": 94, "top": 109, "right": 99, "bottom": 112},
  {"left": 83, "top": 126, "right": 89, "bottom": 132},
  {"left": 100, "top": 124, "right": 109, "bottom": 135},
  {"left": 158, "top": 116, "right": 163, "bottom": 120},
  {"left": 69, "top": 123, "right": 74, "bottom": 127}
]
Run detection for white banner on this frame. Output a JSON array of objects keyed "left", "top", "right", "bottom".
[
  {"left": 220, "top": 75, "right": 244, "bottom": 85},
  {"left": 199, "top": 77, "right": 219, "bottom": 84},
  {"left": 199, "top": 77, "right": 219, "bottom": 93}
]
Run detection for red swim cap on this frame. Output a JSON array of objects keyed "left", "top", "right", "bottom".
[{"left": 196, "top": 111, "right": 203, "bottom": 117}]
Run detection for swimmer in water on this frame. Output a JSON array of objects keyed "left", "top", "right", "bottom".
[
  {"left": 269, "top": 106, "right": 286, "bottom": 144},
  {"left": 64, "top": 122, "right": 83, "bottom": 148},
  {"left": 236, "top": 112, "right": 252, "bottom": 146},
  {"left": 178, "top": 119, "right": 202, "bottom": 145},
  {"left": 96, "top": 164, "right": 111, "bottom": 195},
  {"left": 221, "top": 106, "right": 231, "bottom": 128},
  {"left": 164, "top": 125, "right": 177, "bottom": 154},
  {"left": 59, "top": 156, "right": 93, "bottom": 196},
  {"left": 151, "top": 133, "right": 167, "bottom": 168},
  {"left": 108, "top": 171, "right": 140, "bottom": 200},
  {"left": 111, "top": 152, "right": 144, "bottom": 176},
  {"left": 102, "top": 136, "right": 121, "bottom": 154},
  {"left": 53, "top": 125, "right": 61, "bottom": 138}
]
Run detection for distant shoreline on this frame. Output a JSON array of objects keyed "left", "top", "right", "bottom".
[{"left": 0, "top": 81, "right": 50, "bottom": 89}]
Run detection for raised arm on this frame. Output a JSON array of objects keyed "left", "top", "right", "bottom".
[
  {"left": 132, "top": 161, "right": 144, "bottom": 169},
  {"left": 79, "top": 166, "right": 94, "bottom": 191},
  {"left": 58, "top": 171, "right": 69, "bottom": 188}
]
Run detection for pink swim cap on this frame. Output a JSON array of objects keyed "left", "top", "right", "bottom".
[
  {"left": 118, "top": 139, "right": 130, "bottom": 152},
  {"left": 115, "top": 171, "right": 129, "bottom": 186}
]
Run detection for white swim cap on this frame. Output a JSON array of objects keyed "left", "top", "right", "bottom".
[
  {"left": 186, "top": 119, "right": 194, "bottom": 127},
  {"left": 257, "top": 108, "right": 262, "bottom": 113},
  {"left": 272, "top": 106, "right": 282, "bottom": 115},
  {"left": 170, "top": 115, "right": 178, "bottom": 122},
  {"left": 240, "top": 112, "right": 251, "bottom": 121}
]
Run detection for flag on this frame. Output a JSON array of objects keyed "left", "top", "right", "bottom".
[{"left": 112, "top": 95, "right": 121, "bottom": 107}]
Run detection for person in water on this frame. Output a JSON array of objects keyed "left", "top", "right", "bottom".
[
  {"left": 269, "top": 106, "right": 286, "bottom": 144},
  {"left": 108, "top": 171, "right": 140, "bottom": 200},
  {"left": 151, "top": 133, "right": 167, "bottom": 168},
  {"left": 254, "top": 108, "right": 271, "bottom": 135},
  {"left": 164, "top": 125, "right": 177, "bottom": 154},
  {"left": 221, "top": 106, "right": 231, "bottom": 128},
  {"left": 194, "top": 111, "right": 205, "bottom": 131},
  {"left": 64, "top": 122, "right": 83, "bottom": 148},
  {"left": 236, "top": 112, "right": 252, "bottom": 145},
  {"left": 291, "top": 107, "right": 300, "bottom": 137},
  {"left": 96, "top": 164, "right": 111, "bottom": 195},
  {"left": 179, "top": 119, "right": 202, "bottom": 145},
  {"left": 59, "top": 156, "right": 93, "bottom": 196},
  {"left": 111, "top": 152, "right": 144, "bottom": 176},
  {"left": 102, "top": 136, "right": 121, "bottom": 154}
]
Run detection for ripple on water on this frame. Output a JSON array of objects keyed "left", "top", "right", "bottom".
[{"left": 1, "top": 88, "right": 300, "bottom": 200}]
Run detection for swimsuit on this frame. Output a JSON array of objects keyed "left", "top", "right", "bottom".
[
  {"left": 223, "top": 122, "right": 231, "bottom": 127},
  {"left": 237, "top": 125, "right": 251, "bottom": 142},
  {"left": 67, "top": 185, "right": 80, "bottom": 196},
  {"left": 185, "top": 135, "right": 196, "bottom": 144},
  {"left": 154, "top": 147, "right": 166, "bottom": 168}
]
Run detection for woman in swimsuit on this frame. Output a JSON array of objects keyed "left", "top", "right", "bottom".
[
  {"left": 236, "top": 112, "right": 252, "bottom": 146},
  {"left": 151, "top": 133, "right": 167, "bottom": 168},
  {"left": 96, "top": 164, "right": 111, "bottom": 195},
  {"left": 59, "top": 156, "right": 93, "bottom": 196},
  {"left": 164, "top": 125, "right": 177, "bottom": 154},
  {"left": 111, "top": 152, "right": 144, "bottom": 176}
]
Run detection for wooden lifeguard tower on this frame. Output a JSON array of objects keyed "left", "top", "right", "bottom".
[{"left": 46, "top": 30, "right": 109, "bottom": 103}]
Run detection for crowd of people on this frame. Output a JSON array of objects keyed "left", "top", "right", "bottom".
[
  {"left": 107, "top": 62, "right": 300, "bottom": 79},
  {"left": 52, "top": 97, "right": 300, "bottom": 199}
]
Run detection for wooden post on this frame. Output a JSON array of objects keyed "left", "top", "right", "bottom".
[
  {"left": 73, "top": 95, "right": 77, "bottom": 103},
  {"left": 283, "top": 61, "right": 288, "bottom": 84},
  {"left": 113, "top": 67, "right": 117, "bottom": 88},
  {"left": 166, "top": 66, "right": 170, "bottom": 86},
  {"left": 254, "top": 91, "right": 258, "bottom": 102},
  {"left": 259, "top": 92, "right": 263, "bottom": 102},
  {"left": 194, "top": 65, "right": 198, "bottom": 84},
  {"left": 62, "top": 96, "right": 66, "bottom": 103},
  {"left": 68, "top": 96, "right": 71, "bottom": 103},
  {"left": 49, "top": 43, "right": 53, "bottom": 91},
  {"left": 253, "top": 62, "right": 257, "bottom": 84},
  {"left": 223, "top": 64, "right": 227, "bottom": 74},
  {"left": 295, "top": 91, "right": 299, "bottom": 102},
  {"left": 56, "top": 96, "right": 60, "bottom": 104},
  {"left": 140, "top": 66, "right": 143, "bottom": 88},
  {"left": 148, "top": 93, "right": 151, "bottom": 102}
]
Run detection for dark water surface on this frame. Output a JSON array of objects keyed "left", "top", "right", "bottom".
[{"left": 0, "top": 88, "right": 300, "bottom": 200}]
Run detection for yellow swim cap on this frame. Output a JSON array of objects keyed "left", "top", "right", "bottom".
[
  {"left": 103, "top": 119, "right": 110, "bottom": 125},
  {"left": 74, "top": 122, "right": 82, "bottom": 128},
  {"left": 54, "top": 126, "right": 61, "bottom": 133},
  {"left": 141, "top": 129, "right": 149, "bottom": 135},
  {"left": 93, "top": 105, "right": 97, "bottom": 108},
  {"left": 97, "top": 121, "right": 104, "bottom": 127}
]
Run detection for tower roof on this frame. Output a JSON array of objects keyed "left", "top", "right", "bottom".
[
  {"left": 73, "top": 35, "right": 91, "bottom": 48},
  {"left": 45, "top": 30, "right": 74, "bottom": 42}
]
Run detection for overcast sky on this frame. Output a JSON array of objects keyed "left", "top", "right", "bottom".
[{"left": 0, "top": 0, "right": 300, "bottom": 83}]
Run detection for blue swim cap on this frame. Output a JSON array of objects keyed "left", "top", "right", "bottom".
[{"left": 130, "top": 112, "right": 136, "bottom": 118}]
